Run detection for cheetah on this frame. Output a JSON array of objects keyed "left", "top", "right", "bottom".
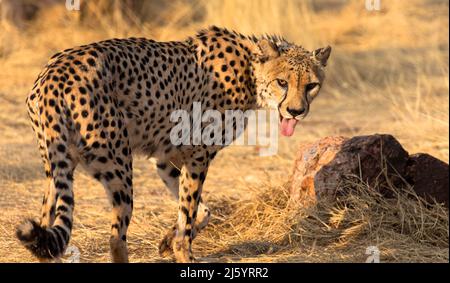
[{"left": 16, "top": 26, "right": 331, "bottom": 263}]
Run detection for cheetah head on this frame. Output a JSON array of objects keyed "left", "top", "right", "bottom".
[{"left": 253, "top": 39, "right": 331, "bottom": 136}]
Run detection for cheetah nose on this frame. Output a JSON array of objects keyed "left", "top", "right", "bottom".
[{"left": 286, "top": 107, "right": 306, "bottom": 117}]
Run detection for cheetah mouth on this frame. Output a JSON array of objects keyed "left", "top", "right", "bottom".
[{"left": 279, "top": 114, "right": 298, "bottom": 137}]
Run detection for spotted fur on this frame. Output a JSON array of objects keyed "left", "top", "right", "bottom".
[{"left": 17, "top": 26, "right": 331, "bottom": 262}]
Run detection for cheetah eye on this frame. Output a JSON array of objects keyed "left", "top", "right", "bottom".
[
  {"left": 277, "top": 79, "right": 288, "bottom": 89},
  {"left": 306, "top": 82, "right": 320, "bottom": 93}
]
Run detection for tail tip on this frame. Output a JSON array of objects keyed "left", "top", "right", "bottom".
[
  {"left": 16, "top": 219, "right": 41, "bottom": 244},
  {"left": 16, "top": 219, "right": 60, "bottom": 259}
]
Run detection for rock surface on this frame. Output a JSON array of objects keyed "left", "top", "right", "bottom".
[
  {"left": 289, "top": 134, "right": 449, "bottom": 207},
  {"left": 289, "top": 136, "right": 347, "bottom": 203},
  {"left": 404, "top": 153, "right": 449, "bottom": 207}
]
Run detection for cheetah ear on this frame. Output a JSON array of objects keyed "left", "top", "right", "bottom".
[
  {"left": 257, "top": 39, "right": 280, "bottom": 63},
  {"left": 312, "top": 46, "right": 332, "bottom": 67}
]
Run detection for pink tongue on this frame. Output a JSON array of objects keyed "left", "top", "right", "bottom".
[{"left": 280, "top": 118, "right": 298, "bottom": 137}]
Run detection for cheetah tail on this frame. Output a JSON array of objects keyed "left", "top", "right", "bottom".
[
  {"left": 16, "top": 152, "right": 75, "bottom": 260},
  {"left": 16, "top": 98, "right": 75, "bottom": 260},
  {"left": 16, "top": 218, "right": 68, "bottom": 260}
]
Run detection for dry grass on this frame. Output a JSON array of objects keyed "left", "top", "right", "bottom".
[{"left": 0, "top": 0, "right": 448, "bottom": 262}]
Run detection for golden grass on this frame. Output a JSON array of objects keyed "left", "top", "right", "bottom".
[
  {"left": 206, "top": 179, "right": 449, "bottom": 263},
  {"left": 0, "top": 0, "right": 448, "bottom": 262}
]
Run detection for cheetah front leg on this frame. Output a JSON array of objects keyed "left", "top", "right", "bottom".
[
  {"left": 172, "top": 153, "right": 209, "bottom": 263},
  {"left": 157, "top": 160, "right": 211, "bottom": 258}
]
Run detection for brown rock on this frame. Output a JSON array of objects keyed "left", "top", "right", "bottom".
[
  {"left": 289, "top": 136, "right": 347, "bottom": 203},
  {"left": 405, "top": 153, "right": 449, "bottom": 207},
  {"left": 315, "top": 134, "right": 410, "bottom": 198},
  {"left": 289, "top": 134, "right": 446, "bottom": 205}
]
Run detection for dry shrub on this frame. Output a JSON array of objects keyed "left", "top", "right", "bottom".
[
  {"left": 293, "top": 179, "right": 448, "bottom": 262},
  {"left": 200, "top": 171, "right": 449, "bottom": 262}
]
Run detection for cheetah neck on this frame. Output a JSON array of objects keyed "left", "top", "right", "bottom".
[{"left": 188, "top": 26, "right": 284, "bottom": 113}]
